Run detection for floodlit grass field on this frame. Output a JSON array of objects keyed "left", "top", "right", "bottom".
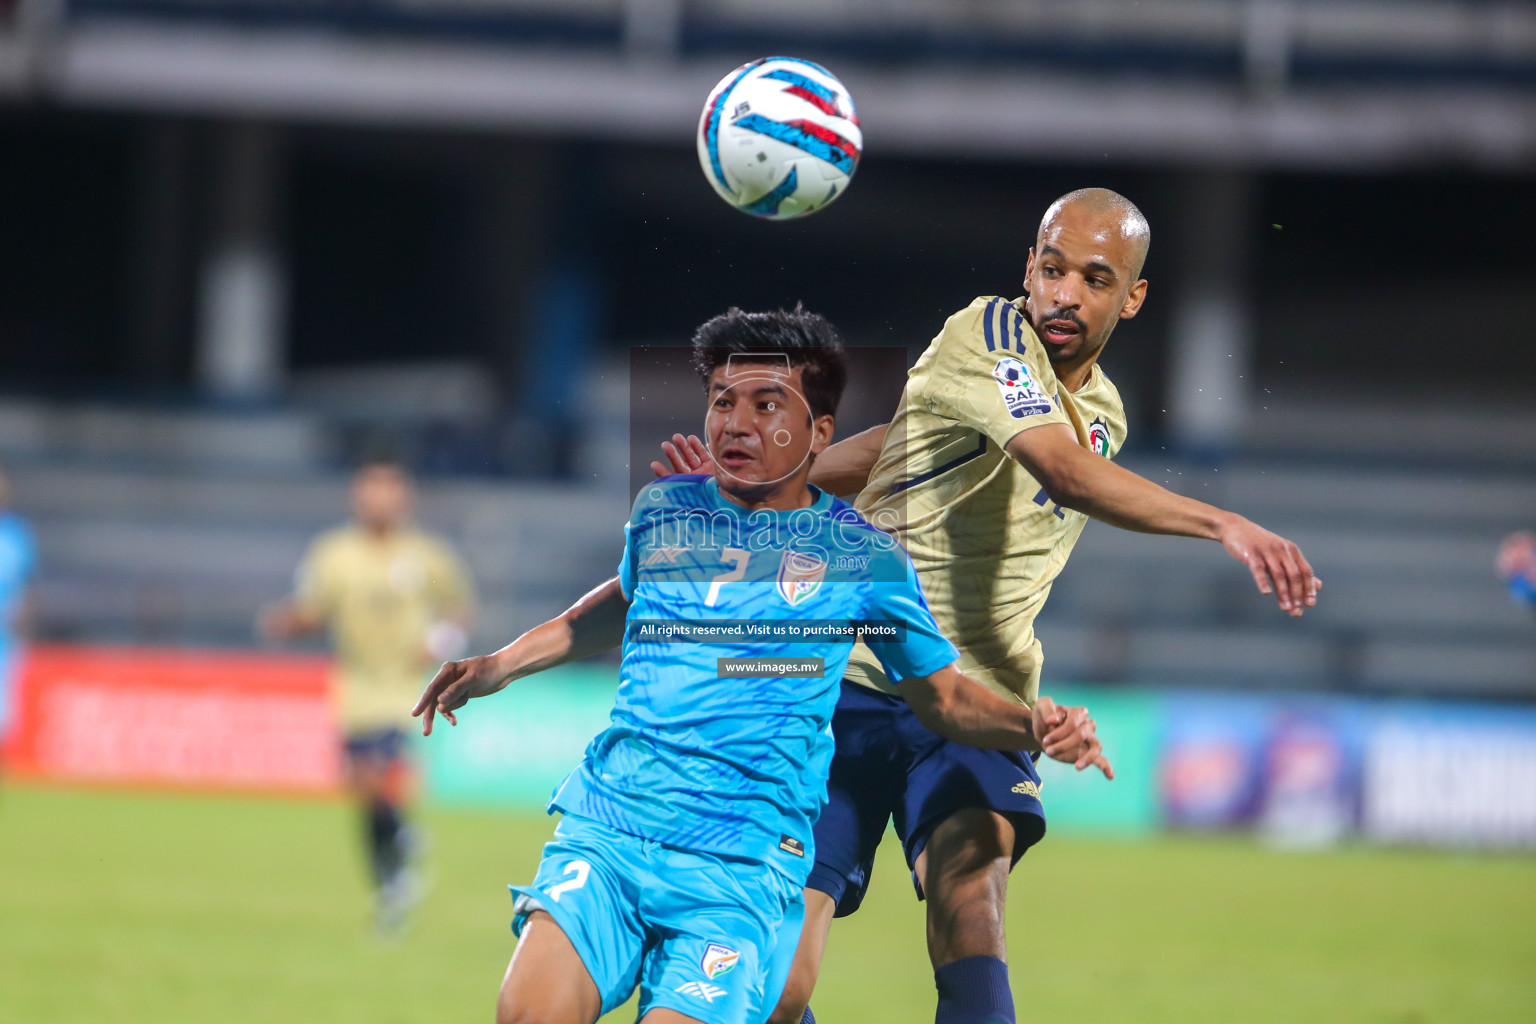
[{"left": 2, "top": 786, "right": 1533, "bottom": 1023}]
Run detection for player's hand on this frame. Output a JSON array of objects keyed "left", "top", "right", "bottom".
[
  {"left": 650, "top": 433, "right": 716, "bottom": 479},
  {"left": 1031, "top": 696, "right": 1113, "bottom": 779},
  {"left": 411, "top": 655, "right": 507, "bottom": 736},
  {"left": 1216, "top": 515, "right": 1321, "bottom": 617}
]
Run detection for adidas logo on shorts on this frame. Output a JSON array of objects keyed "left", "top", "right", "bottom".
[
  {"left": 1011, "top": 780, "right": 1041, "bottom": 798},
  {"left": 675, "top": 981, "right": 728, "bottom": 1003}
]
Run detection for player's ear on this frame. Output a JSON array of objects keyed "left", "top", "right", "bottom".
[
  {"left": 809, "top": 414, "right": 835, "bottom": 457},
  {"left": 1119, "top": 278, "right": 1148, "bottom": 320},
  {"left": 1023, "top": 247, "right": 1037, "bottom": 291}
]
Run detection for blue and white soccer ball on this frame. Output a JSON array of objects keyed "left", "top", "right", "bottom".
[{"left": 696, "top": 57, "right": 862, "bottom": 220}]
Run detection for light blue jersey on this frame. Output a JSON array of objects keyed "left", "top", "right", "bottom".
[
  {"left": 513, "top": 475, "right": 957, "bottom": 1023},
  {"left": 0, "top": 511, "right": 35, "bottom": 735},
  {"left": 548, "top": 474, "right": 958, "bottom": 881}
]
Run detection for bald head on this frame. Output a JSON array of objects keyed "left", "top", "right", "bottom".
[
  {"left": 1022, "top": 187, "right": 1151, "bottom": 382},
  {"left": 1040, "top": 188, "right": 1150, "bottom": 280}
]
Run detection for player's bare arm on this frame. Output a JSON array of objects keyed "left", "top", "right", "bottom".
[
  {"left": 808, "top": 423, "right": 888, "bottom": 494},
  {"left": 895, "top": 664, "right": 1114, "bottom": 778},
  {"left": 255, "top": 600, "right": 326, "bottom": 641},
  {"left": 1006, "top": 423, "right": 1320, "bottom": 616},
  {"left": 412, "top": 576, "right": 629, "bottom": 735}
]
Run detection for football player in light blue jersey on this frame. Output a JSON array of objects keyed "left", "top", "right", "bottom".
[
  {"left": 413, "top": 308, "right": 1109, "bottom": 1024},
  {"left": 0, "top": 463, "right": 36, "bottom": 749}
]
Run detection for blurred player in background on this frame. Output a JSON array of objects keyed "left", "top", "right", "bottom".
[
  {"left": 1497, "top": 531, "right": 1536, "bottom": 615},
  {"left": 260, "top": 458, "right": 474, "bottom": 933},
  {"left": 658, "top": 189, "right": 1321, "bottom": 1024},
  {"left": 413, "top": 309, "right": 1108, "bottom": 1024},
  {"left": 0, "top": 463, "right": 36, "bottom": 770}
]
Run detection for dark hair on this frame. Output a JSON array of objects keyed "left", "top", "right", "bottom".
[
  {"left": 690, "top": 306, "right": 849, "bottom": 420},
  {"left": 355, "top": 454, "right": 410, "bottom": 479}
]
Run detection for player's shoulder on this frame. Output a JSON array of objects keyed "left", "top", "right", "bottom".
[
  {"left": 309, "top": 524, "right": 358, "bottom": 554},
  {"left": 402, "top": 526, "right": 458, "bottom": 560},
  {"left": 0, "top": 512, "right": 35, "bottom": 549},
  {"left": 630, "top": 474, "right": 717, "bottom": 517},
  {"left": 826, "top": 494, "right": 885, "bottom": 536},
  {"left": 825, "top": 495, "right": 911, "bottom": 570},
  {"left": 931, "top": 296, "right": 1041, "bottom": 362}
]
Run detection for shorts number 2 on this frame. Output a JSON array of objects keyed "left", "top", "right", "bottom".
[{"left": 548, "top": 860, "right": 591, "bottom": 902}]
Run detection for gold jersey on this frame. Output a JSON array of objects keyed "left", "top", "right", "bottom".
[
  {"left": 294, "top": 524, "right": 474, "bottom": 732},
  {"left": 844, "top": 296, "right": 1126, "bottom": 704}
]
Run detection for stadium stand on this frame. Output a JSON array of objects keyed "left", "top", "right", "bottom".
[{"left": 4, "top": 385, "right": 1532, "bottom": 699}]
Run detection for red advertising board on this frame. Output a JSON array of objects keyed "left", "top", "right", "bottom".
[{"left": 3, "top": 645, "right": 341, "bottom": 793}]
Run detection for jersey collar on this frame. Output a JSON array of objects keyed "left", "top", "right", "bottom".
[{"left": 705, "top": 477, "right": 833, "bottom": 518}]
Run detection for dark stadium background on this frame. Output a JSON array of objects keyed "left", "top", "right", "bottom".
[
  {"left": 5, "top": 125, "right": 1534, "bottom": 416},
  {"left": 0, "top": 3, "right": 1533, "bottom": 1022}
]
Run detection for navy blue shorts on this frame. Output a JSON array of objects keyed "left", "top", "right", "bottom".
[
  {"left": 806, "top": 682, "right": 1046, "bottom": 918},
  {"left": 344, "top": 727, "right": 407, "bottom": 763}
]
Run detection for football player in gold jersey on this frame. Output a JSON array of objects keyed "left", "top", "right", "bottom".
[
  {"left": 260, "top": 459, "right": 475, "bottom": 933},
  {"left": 655, "top": 188, "right": 1320, "bottom": 1024}
]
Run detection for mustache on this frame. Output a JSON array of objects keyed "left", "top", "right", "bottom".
[{"left": 1036, "top": 308, "right": 1086, "bottom": 331}]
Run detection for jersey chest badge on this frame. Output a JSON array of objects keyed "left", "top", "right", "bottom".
[
  {"left": 777, "top": 550, "right": 827, "bottom": 607},
  {"left": 701, "top": 943, "right": 740, "bottom": 979},
  {"left": 1088, "top": 416, "right": 1111, "bottom": 457},
  {"left": 991, "top": 357, "right": 1053, "bottom": 419}
]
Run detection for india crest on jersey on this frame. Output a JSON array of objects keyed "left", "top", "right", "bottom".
[
  {"left": 701, "top": 942, "right": 740, "bottom": 980},
  {"left": 777, "top": 550, "right": 827, "bottom": 606}
]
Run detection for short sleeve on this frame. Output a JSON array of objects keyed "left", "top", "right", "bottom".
[
  {"left": 15, "top": 521, "right": 36, "bottom": 581},
  {"left": 427, "top": 540, "right": 476, "bottom": 615},
  {"left": 292, "top": 537, "right": 339, "bottom": 618},
  {"left": 617, "top": 485, "right": 657, "bottom": 601},
  {"left": 861, "top": 554, "right": 957, "bottom": 683},
  {"left": 921, "top": 297, "right": 1071, "bottom": 450},
  {"left": 616, "top": 520, "right": 638, "bottom": 601}
]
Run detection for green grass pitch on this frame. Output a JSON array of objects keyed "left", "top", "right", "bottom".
[{"left": 1, "top": 785, "right": 1532, "bottom": 1023}]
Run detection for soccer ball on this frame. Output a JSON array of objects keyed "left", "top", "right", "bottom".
[{"left": 696, "top": 57, "right": 862, "bottom": 220}]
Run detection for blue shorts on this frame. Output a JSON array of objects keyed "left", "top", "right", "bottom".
[
  {"left": 510, "top": 813, "right": 803, "bottom": 1024},
  {"left": 344, "top": 727, "right": 406, "bottom": 763},
  {"left": 807, "top": 682, "right": 1046, "bottom": 917}
]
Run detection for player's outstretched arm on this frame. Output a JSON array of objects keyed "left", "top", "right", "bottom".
[
  {"left": 412, "top": 576, "right": 629, "bottom": 735},
  {"left": 255, "top": 600, "right": 325, "bottom": 642},
  {"left": 1007, "top": 424, "right": 1321, "bottom": 617},
  {"left": 650, "top": 425, "right": 889, "bottom": 496},
  {"left": 808, "top": 423, "right": 888, "bottom": 495},
  {"left": 895, "top": 664, "right": 1114, "bottom": 778}
]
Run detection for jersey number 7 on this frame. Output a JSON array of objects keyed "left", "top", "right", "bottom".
[{"left": 705, "top": 548, "right": 751, "bottom": 607}]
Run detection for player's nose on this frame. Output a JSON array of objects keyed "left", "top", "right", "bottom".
[
  {"left": 722, "top": 402, "right": 756, "bottom": 435},
  {"left": 1054, "top": 275, "right": 1084, "bottom": 308}
]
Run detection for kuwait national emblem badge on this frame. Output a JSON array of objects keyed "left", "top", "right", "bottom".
[
  {"left": 702, "top": 942, "right": 740, "bottom": 980},
  {"left": 777, "top": 550, "right": 827, "bottom": 607},
  {"left": 1087, "top": 416, "right": 1111, "bottom": 457}
]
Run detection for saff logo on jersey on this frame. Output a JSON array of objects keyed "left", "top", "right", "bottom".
[
  {"left": 992, "top": 357, "right": 1052, "bottom": 419},
  {"left": 1087, "top": 417, "right": 1111, "bottom": 457},
  {"left": 777, "top": 550, "right": 826, "bottom": 606},
  {"left": 701, "top": 943, "right": 740, "bottom": 979},
  {"left": 676, "top": 981, "right": 729, "bottom": 1003}
]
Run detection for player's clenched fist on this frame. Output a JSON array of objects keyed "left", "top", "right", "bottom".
[
  {"left": 1031, "top": 695, "right": 1114, "bottom": 779},
  {"left": 412, "top": 655, "right": 508, "bottom": 735}
]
